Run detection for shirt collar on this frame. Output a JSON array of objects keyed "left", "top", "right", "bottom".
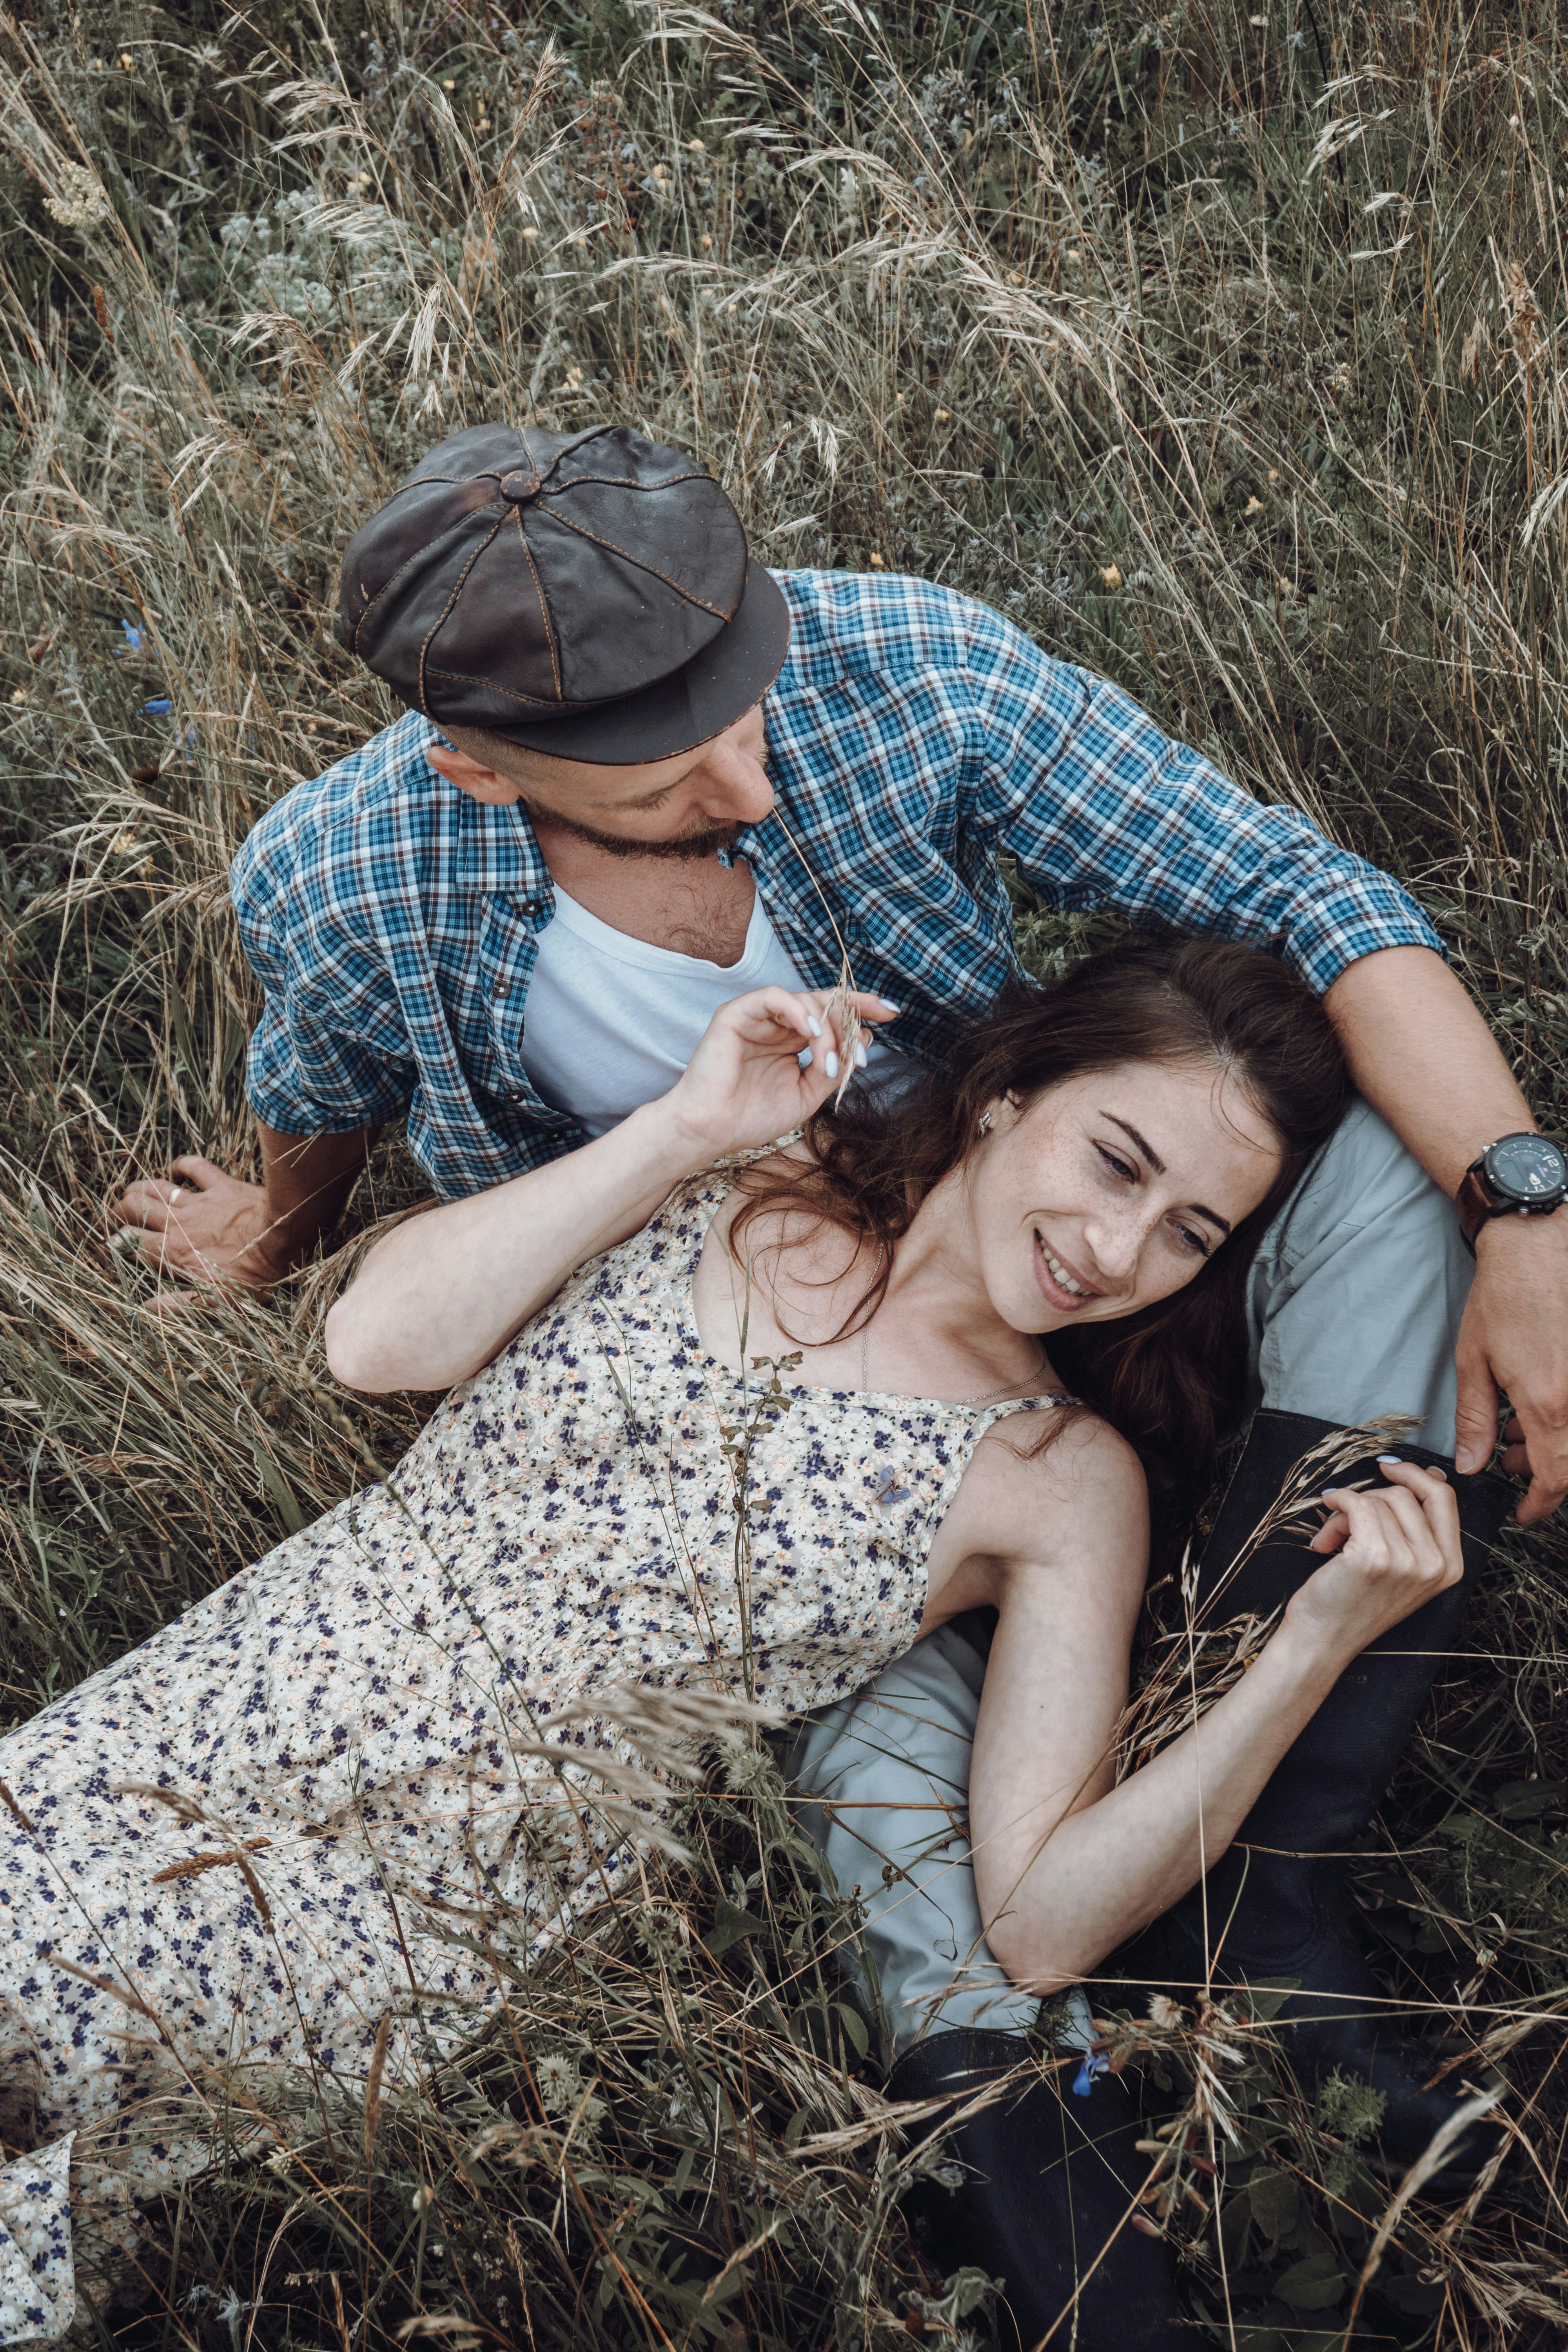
[{"left": 424, "top": 724, "right": 552, "bottom": 906}]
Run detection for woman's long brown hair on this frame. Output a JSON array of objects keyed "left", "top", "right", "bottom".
[{"left": 729, "top": 932, "right": 1350, "bottom": 1508}]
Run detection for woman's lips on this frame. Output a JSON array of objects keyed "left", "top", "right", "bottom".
[{"left": 1033, "top": 1230, "right": 1101, "bottom": 1312}]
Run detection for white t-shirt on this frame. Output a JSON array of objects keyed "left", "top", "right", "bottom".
[{"left": 517, "top": 884, "right": 911, "bottom": 1138}]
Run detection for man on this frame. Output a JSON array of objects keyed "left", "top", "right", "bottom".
[{"left": 118, "top": 423, "right": 1564, "bottom": 2341}]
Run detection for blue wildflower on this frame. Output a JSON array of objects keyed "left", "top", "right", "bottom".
[
  {"left": 144, "top": 698, "right": 172, "bottom": 716},
  {"left": 1072, "top": 2051, "right": 1111, "bottom": 2097}
]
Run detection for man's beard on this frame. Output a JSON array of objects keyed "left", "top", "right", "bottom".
[{"left": 519, "top": 801, "right": 746, "bottom": 862}]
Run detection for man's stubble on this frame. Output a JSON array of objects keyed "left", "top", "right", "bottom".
[{"left": 519, "top": 800, "right": 747, "bottom": 862}]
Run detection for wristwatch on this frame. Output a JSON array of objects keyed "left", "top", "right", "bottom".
[{"left": 1455, "top": 1132, "right": 1568, "bottom": 1253}]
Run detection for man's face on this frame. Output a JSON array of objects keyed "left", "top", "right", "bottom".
[{"left": 426, "top": 704, "right": 773, "bottom": 859}]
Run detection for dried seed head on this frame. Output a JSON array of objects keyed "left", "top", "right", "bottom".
[{"left": 45, "top": 162, "right": 111, "bottom": 231}]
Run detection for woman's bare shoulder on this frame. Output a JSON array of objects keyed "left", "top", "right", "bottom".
[
  {"left": 709, "top": 1138, "right": 813, "bottom": 1217},
  {"left": 924, "top": 1403, "right": 1148, "bottom": 1628},
  {"left": 708, "top": 1141, "right": 839, "bottom": 1278},
  {"left": 1039, "top": 1404, "right": 1144, "bottom": 1497},
  {"left": 974, "top": 1403, "right": 1149, "bottom": 1558}
]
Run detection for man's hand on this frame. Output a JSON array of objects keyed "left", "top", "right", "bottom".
[
  {"left": 114, "top": 1155, "right": 289, "bottom": 1297},
  {"left": 1454, "top": 1213, "right": 1568, "bottom": 1522},
  {"left": 1323, "top": 946, "right": 1568, "bottom": 1521},
  {"left": 113, "top": 1123, "right": 379, "bottom": 1303}
]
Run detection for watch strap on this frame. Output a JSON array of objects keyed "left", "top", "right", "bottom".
[{"left": 1455, "top": 1162, "right": 1493, "bottom": 1254}]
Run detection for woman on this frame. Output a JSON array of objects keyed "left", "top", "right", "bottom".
[{"left": 0, "top": 936, "right": 1460, "bottom": 2341}]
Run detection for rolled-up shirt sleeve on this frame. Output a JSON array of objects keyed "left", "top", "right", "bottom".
[
  {"left": 965, "top": 622, "right": 1443, "bottom": 994},
  {"left": 232, "top": 822, "right": 414, "bottom": 1136}
]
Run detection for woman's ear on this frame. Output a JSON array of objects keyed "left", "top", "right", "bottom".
[{"left": 975, "top": 1091, "right": 1022, "bottom": 1140}]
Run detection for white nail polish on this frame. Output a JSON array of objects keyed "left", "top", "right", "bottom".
[
  {"left": 807, "top": 1016, "right": 822, "bottom": 1036},
  {"left": 855, "top": 1042, "right": 868, "bottom": 1068},
  {"left": 825, "top": 1051, "right": 839, "bottom": 1079},
  {"left": 1376, "top": 1454, "right": 1402, "bottom": 1464}
]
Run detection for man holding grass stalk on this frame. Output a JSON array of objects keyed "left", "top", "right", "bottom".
[{"left": 116, "top": 425, "right": 1564, "bottom": 2338}]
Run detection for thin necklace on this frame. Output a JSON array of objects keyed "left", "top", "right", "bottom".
[{"left": 858, "top": 1264, "right": 1047, "bottom": 1404}]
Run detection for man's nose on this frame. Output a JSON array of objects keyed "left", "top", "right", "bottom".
[{"left": 689, "top": 738, "right": 775, "bottom": 824}]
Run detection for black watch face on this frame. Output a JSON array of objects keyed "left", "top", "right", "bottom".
[{"left": 1486, "top": 1132, "right": 1568, "bottom": 1203}]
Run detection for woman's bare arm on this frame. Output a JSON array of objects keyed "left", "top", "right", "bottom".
[
  {"left": 325, "top": 988, "right": 889, "bottom": 1392},
  {"left": 958, "top": 1438, "right": 1461, "bottom": 1993}
]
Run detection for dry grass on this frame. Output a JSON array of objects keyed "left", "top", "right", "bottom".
[{"left": 1, "top": 0, "right": 1567, "bottom": 2343}]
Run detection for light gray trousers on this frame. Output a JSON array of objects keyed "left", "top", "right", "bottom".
[{"left": 785, "top": 1098, "right": 1476, "bottom": 2062}]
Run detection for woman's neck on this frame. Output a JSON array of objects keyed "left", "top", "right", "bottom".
[
  {"left": 694, "top": 1160, "right": 1049, "bottom": 1399},
  {"left": 874, "top": 1163, "right": 1018, "bottom": 1354}
]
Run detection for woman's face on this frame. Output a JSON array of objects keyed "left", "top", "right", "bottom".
[{"left": 969, "top": 1058, "right": 1284, "bottom": 1333}]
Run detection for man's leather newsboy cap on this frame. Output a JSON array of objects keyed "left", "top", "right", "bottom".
[{"left": 338, "top": 421, "right": 790, "bottom": 764}]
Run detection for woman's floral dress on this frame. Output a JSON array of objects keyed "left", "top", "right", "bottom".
[{"left": 0, "top": 1168, "right": 1060, "bottom": 2340}]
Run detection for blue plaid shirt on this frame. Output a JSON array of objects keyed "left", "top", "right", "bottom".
[{"left": 233, "top": 568, "right": 1441, "bottom": 1200}]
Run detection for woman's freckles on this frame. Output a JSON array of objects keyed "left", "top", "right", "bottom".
[{"left": 975, "top": 1063, "right": 1281, "bottom": 1334}]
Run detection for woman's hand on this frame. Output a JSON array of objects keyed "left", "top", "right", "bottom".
[
  {"left": 327, "top": 984, "right": 898, "bottom": 1392},
  {"left": 655, "top": 986, "right": 898, "bottom": 1163},
  {"left": 971, "top": 1453, "right": 1465, "bottom": 1992},
  {"left": 1290, "top": 1458, "right": 1462, "bottom": 1657}
]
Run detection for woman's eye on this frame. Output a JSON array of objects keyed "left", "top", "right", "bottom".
[
  {"left": 1096, "top": 1145, "right": 1137, "bottom": 1183},
  {"left": 1174, "top": 1222, "right": 1210, "bottom": 1258}
]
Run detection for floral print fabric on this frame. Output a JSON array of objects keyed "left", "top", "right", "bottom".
[
  {"left": 0, "top": 1166, "right": 1055, "bottom": 2338},
  {"left": 0, "top": 2125, "right": 74, "bottom": 2342}
]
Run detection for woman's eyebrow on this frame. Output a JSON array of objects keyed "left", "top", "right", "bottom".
[
  {"left": 1103, "top": 1112, "right": 1166, "bottom": 1172},
  {"left": 1102, "top": 1113, "right": 1232, "bottom": 1236}
]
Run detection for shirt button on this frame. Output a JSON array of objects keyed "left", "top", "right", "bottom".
[{"left": 494, "top": 983, "right": 509, "bottom": 1000}]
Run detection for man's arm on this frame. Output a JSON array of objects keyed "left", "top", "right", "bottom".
[
  {"left": 967, "top": 635, "right": 1448, "bottom": 988},
  {"left": 114, "top": 1121, "right": 379, "bottom": 1297},
  {"left": 124, "top": 800, "right": 408, "bottom": 1296},
  {"left": 1325, "top": 945, "right": 1566, "bottom": 1521},
  {"left": 962, "top": 622, "right": 1562, "bottom": 1516}
]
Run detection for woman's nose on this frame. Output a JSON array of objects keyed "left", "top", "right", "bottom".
[{"left": 1081, "top": 1210, "right": 1147, "bottom": 1288}]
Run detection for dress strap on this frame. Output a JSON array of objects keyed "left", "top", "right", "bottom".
[
  {"left": 960, "top": 1388, "right": 1079, "bottom": 1438},
  {"left": 650, "top": 1139, "right": 800, "bottom": 1277}
]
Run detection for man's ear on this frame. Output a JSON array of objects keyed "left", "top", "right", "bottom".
[{"left": 425, "top": 739, "right": 526, "bottom": 807}]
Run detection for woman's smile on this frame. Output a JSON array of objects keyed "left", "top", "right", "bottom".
[
  {"left": 1033, "top": 1230, "right": 1105, "bottom": 1310},
  {"left": 975, "top": 1060, "right": 1285, "bottom": 1341}
]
